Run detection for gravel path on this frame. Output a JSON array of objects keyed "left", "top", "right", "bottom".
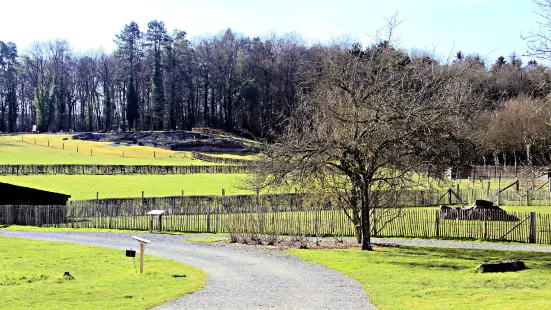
[{"left": 0, "top": 231, "right": 373, "bottom": 310}]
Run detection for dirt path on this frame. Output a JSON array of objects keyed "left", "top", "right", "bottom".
[{"left": 0, "top": 231, "right": 373, "bottom": 310}]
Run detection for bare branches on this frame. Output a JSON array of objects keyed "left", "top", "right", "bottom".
[{"left": 523, "top": 0, "right": 551, "bottom": 60}]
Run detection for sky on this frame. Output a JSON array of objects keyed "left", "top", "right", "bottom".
[{"left": 0, "top": 0, "right": 542, "bottom": 64}]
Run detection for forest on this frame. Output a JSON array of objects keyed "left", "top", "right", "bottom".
[{"left": 1, "top": 20, "right": 551, "bottom": 166}]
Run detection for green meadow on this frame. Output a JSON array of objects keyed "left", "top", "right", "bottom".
[{"left": 0, "top": 236, "right": 207, "bottom": 309}]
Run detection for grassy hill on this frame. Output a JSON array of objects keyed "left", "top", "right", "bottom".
[{"left": 0, "top": 134, "right": 220, "bottom": 165}]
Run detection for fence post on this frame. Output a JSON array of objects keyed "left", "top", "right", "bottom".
[
  {"left": 207, "top": 205, "right": 211, "bottom": 233},
  {"left": 372, "top": 207, "right": 377, "bottom": 236},
  {"left": 435, "top": 210, "right": 440, "bottom": 237},
  {"left": 497, "top": 174, "right": 501, "bottom": 206},
  {"left": 483, "top": 210, "right": 488, "bottom": 239},
  {"left": 529, "top": 212, "right": 536, "bottom": 243}
]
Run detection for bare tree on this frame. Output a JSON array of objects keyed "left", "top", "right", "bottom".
[
  {"left": 248, "top": 38, "right": 478, "bottom": 250},
  {"left": 524, "top": 1, "right": 551, "bottom": 61}
]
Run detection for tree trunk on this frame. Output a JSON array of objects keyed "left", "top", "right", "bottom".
[
  {"left": 361, "top": 205, "right": 372, "bottom": 250},
  {"left": 361, "top": 182, "right": 373, "bottom": 250}
]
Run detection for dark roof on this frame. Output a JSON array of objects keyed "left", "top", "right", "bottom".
[{"left": 0, "top": 182, "right": 71, "bottom": 199}]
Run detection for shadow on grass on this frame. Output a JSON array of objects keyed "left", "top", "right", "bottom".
[{"left": 383, "top": 245, "right": 551, "bottom": 270}]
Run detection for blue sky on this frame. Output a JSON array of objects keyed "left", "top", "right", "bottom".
[{"left": 0, "top": 0, "right": 541, "bottom": 64}]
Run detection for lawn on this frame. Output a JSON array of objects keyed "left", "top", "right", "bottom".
[
  {"left": 289, "top": 246, "right": 551, "bottom": 310},
  {"left": 201, "top": 151, "right": 261, "bottom": 160},
  {"left": 0, "top": 174, "right": 251, "bottom": 200},
  {"left": 0, "top": 134, "right": 219, "bottom": 165},
  {"left": 0, "top": 236, "right": 207, "bottom": 309}
]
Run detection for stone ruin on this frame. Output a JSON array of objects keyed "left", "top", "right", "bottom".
[{"left": 440, "top": 200, "right": 519, "bottom": 221}]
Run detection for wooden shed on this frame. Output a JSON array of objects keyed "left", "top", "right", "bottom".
[
  {"left": 0, "top": 182, "right": 70, "bottom": 205},
  {"left": 0, "top": 182, "right": 70, "bottom": 226}
]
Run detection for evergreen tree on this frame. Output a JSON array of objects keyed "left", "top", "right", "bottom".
[
  {"left": 115, "top": 21, "right": 141, "bottom": 129},
  {"left": 146, "top": 20, "right": 169, "bottom": 130},
  {"left": 32, "top": 84, "right": 48, "bottom": 132}
]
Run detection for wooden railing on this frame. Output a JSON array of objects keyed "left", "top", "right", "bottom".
[
  {"left": 2, "top": 190, "right": 550, "bottom": 244},
  {"left": 191, "top": 152, "right": 253, "bottom": 166},
  {"left": 0, "top": 164, "right": 248, "bottom": 175}
]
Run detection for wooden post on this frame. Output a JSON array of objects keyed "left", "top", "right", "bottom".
[
  {"left": 435, "top": 210, "right": 440, "bottom": 237},
  {"left": 529, "top": 212, "right": 536, "bottom": 243},
  {"left": 372, "top": 207, "right": 377, "bottom": 236},
  {"left": 483, "top": 210, "right": 487, "bottom": 239},
  {"left": 222, "top": 188, "right": 225, "bottom": 196},
  {"left": 76, "top": 146, "right": 79, "bottom": 152},
  {"left": 90, "top": 149, "right": 93, "bottom": 156},
  {"left": 150, "top": 215, "right": 153, "bottom": 233},
  {"left": 206, "top": 205, "right": 211, "bottom": 233},
  {"left": 47, "top": 140, "right": 49, "bottom": 146},
  {"left": 96, "top": 192, "right": 99, "bottom": 200},
  {"left": 159, "top": 215, "right": 163, "bottom": 233},
  {"left": 139, "top": 243, "right": 144, "bottom": 273},
  {"left": 62, "top": 143, "right": 64, "bottom": 150},
  {"left": 497, "top": 174, "right": 501, "bottom": 206},
  {"left": 154, "top": 151, "right": 156, "bottom": 158}
]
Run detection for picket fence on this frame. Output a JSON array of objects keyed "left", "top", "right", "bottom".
[
  {"left": 0, "top": 164, "right": 247, "bottom": 175},
  {"left": 2, "top": 191, "right": 551, "bottom": 244}
]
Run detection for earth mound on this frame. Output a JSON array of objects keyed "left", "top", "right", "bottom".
[{"left": 72, "top": 131, "right": 254, "bottom": 152}]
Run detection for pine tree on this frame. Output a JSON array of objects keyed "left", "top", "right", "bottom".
[
  {"left": 146, "top": 20, "right": 169, "bottom": 130},
  {"left": 115, "top": 21, "right": 141, "bottom": 130}
]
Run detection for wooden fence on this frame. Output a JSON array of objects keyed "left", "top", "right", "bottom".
[
  {"left": 458, "top": 165, "right": 549, "bottom": 180},
  {"left": 191, "top": 152, "right": 253, "bottom": 165},
  {"left": 2, "top": 191, "right": 551, "bottom": 244},
  {"left": 0, "top": 205, "right": 66, "bottom": 226},
  {"left": 437, "top": 188, "right": 551, "bottom": 206},
  {"left": 0, "top": 164, "right": 247, "bottom": 175}
]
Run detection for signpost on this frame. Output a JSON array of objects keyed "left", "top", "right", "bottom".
[
  {"left": 147, "top": 210, "right": 166, "bottom": 233},
  {"left": 132, "top": 236, "right": 151, "bottom": 273}
]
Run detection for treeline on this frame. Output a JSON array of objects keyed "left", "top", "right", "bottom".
[{"left": 1, "top": 21, "right": 551, "bottom": 150}]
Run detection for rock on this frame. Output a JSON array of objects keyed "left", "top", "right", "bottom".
[{"left": 477, "top": 259, "right": 526, "bottom": 273}]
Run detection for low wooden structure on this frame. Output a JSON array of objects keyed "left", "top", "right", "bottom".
[
  {"left": 0, "top": 164, "right": 247, "bottom": 175},
  {"left": 0, "top": 182, "right": 70, "bottom": 226},
  {"left": 0, "top": 182, "right": 70, "bottom": 205}
]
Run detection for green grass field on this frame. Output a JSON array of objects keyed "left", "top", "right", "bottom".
[
  {"left": 0, "top": 236, "right": 207, "bottom": 309},
  {"left": 0, "top": 174, "right": 250, "bottom": 200},
  {"left": 0, "top": 134, "right": 220, "bottom": 165},
  {"left": 201, "top": 152, "right": 260, "bottom": 160},
  {"left": 289, "top": 246, "right": 551, "bottom": 310}
]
